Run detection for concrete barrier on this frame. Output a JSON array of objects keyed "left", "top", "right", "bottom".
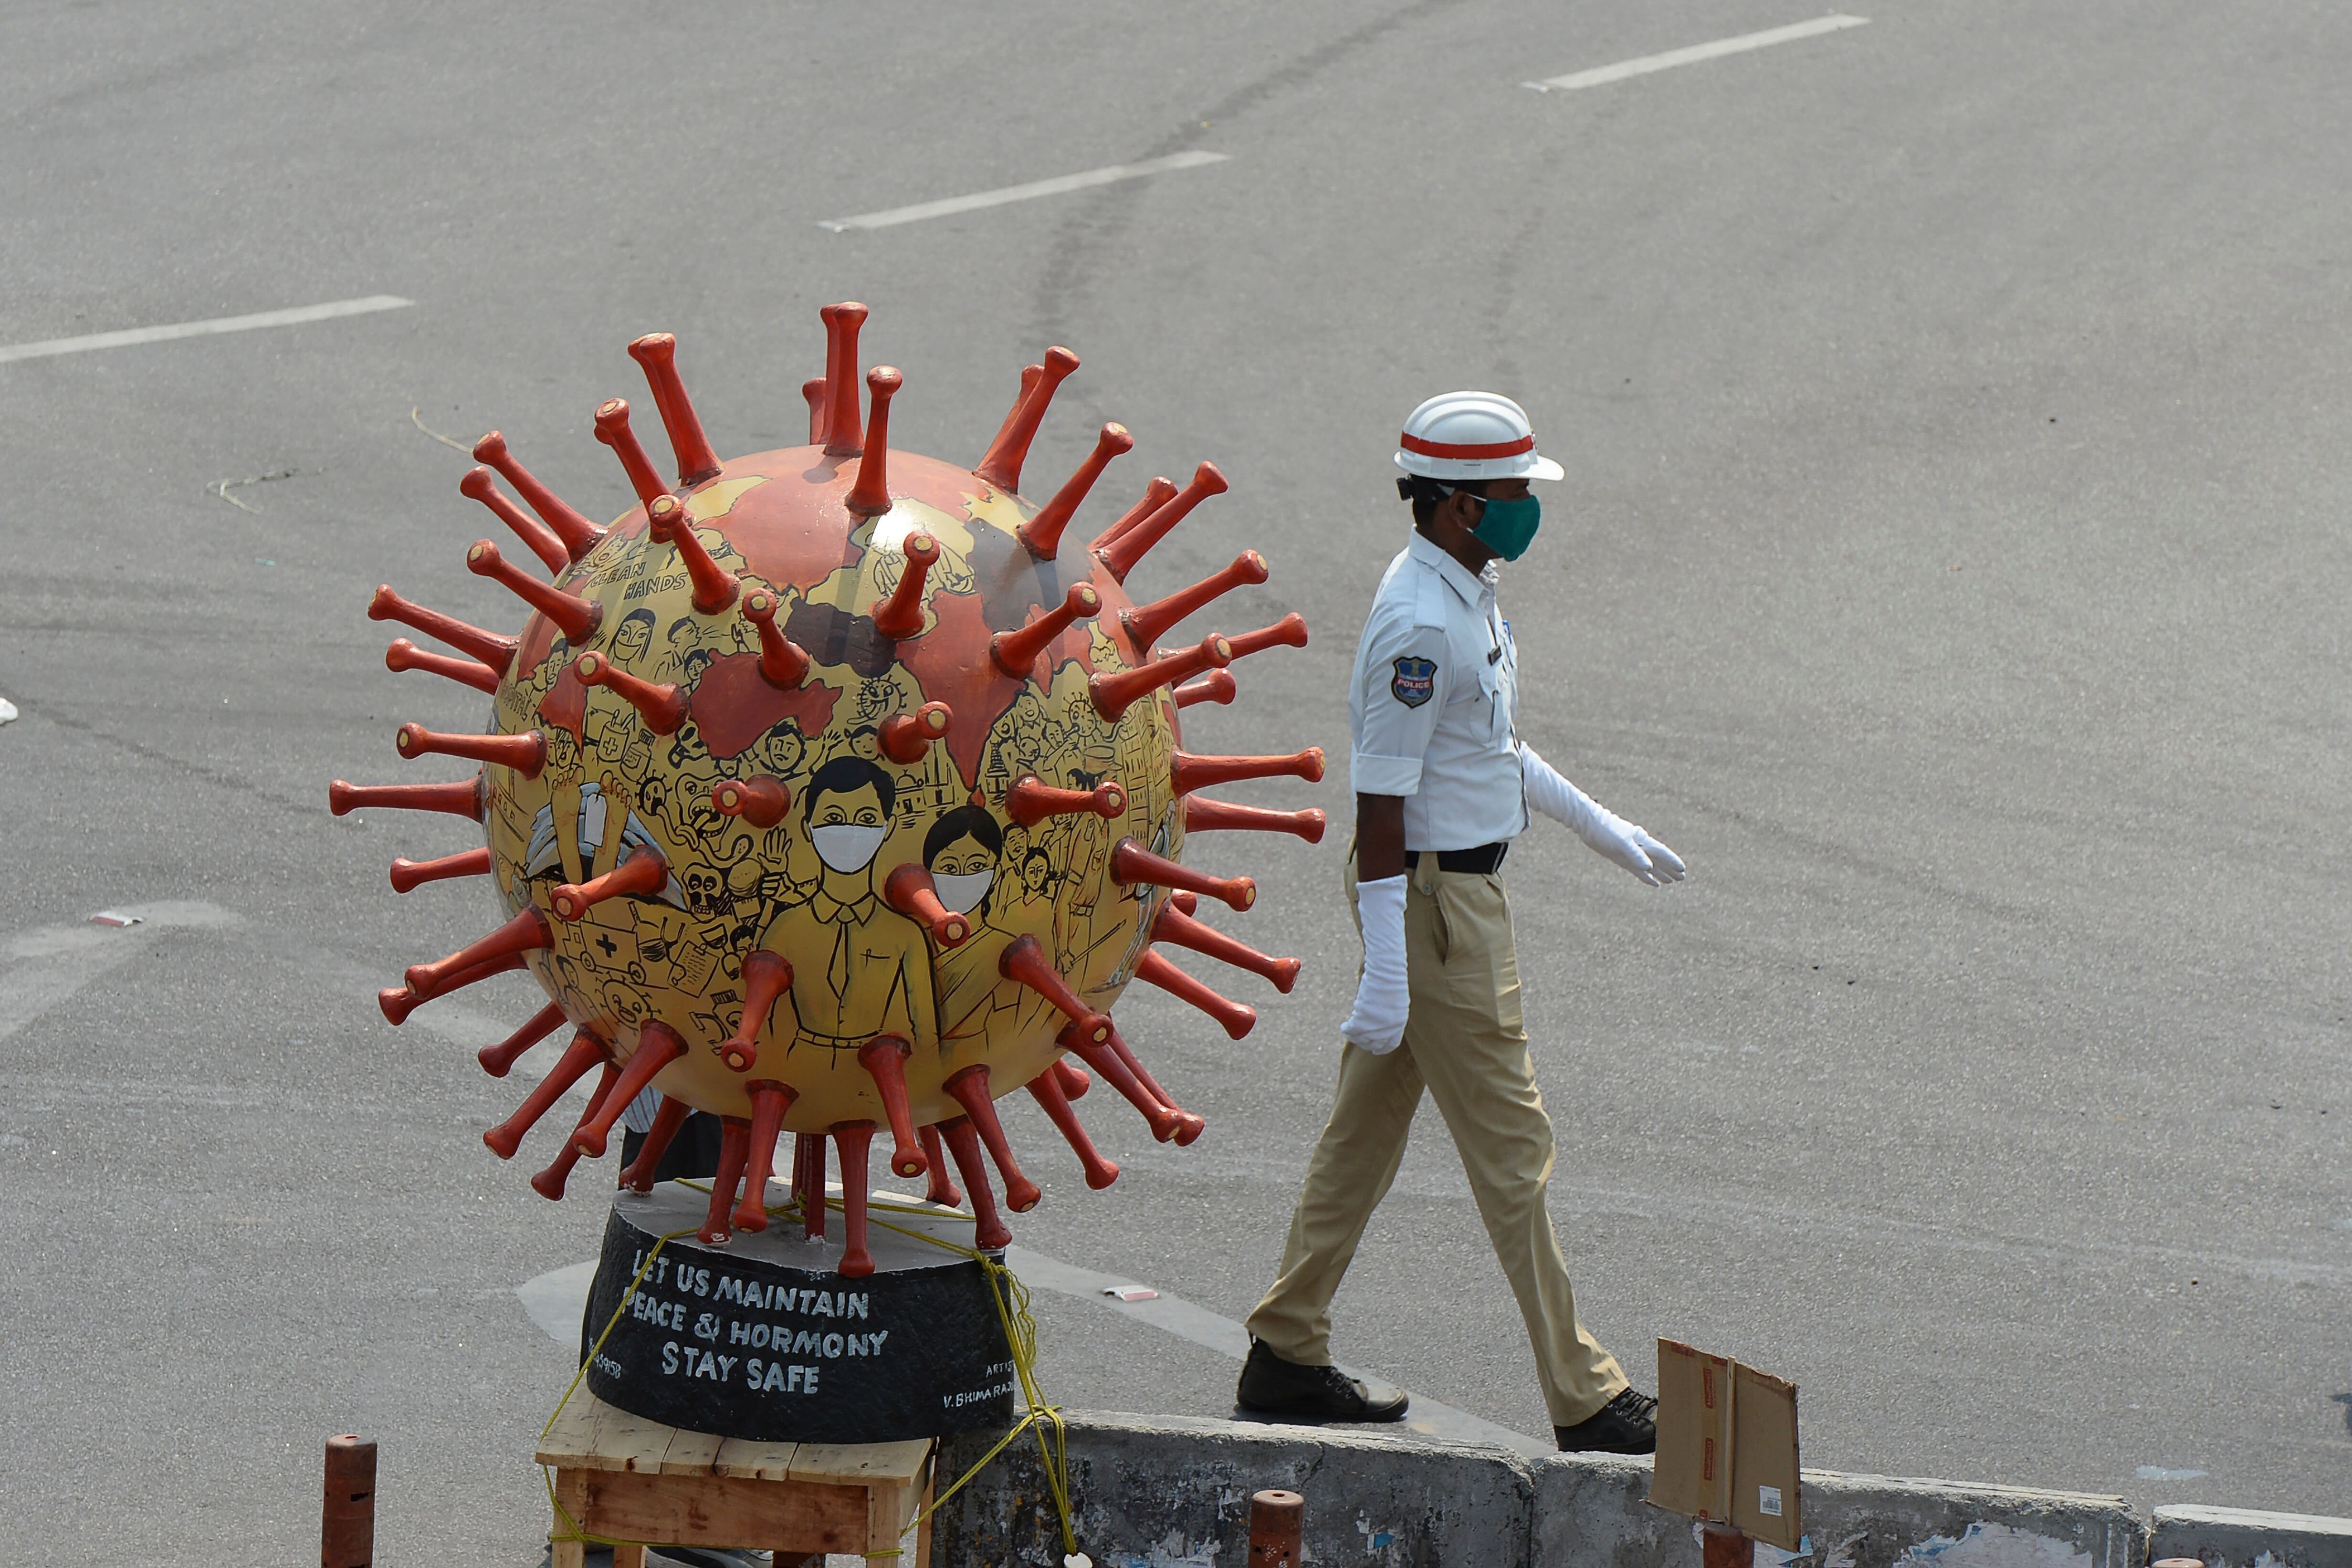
[
  {"left": 930, "top": 1411, "right": 2344, "bottom": 1568},
  {"left": 2152, "top": 1505, "right": 2352, "bottom": 1568}
]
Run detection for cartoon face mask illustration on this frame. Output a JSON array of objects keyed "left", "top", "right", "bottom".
[
  {"left": 923, "top": 803, "right": 1004, "bottom": 917},
  {"left": 812, "top": 823, "right": 886, "bottom": 873},
  {"left": 933, "top": 868, "right": 993, "bottom": 914},
  {"left": 802, "top": 756, "right": 896, "bottom": 878}
]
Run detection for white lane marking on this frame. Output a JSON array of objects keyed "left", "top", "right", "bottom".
[
  {"left": 0, "top": 696, "right": 17, "bottom": 725},
  {"left": 1523, "top": 15, "right": 1869, "bottom": 93},
  {"left": 818, "top": 152, "right": 1229, "bottom": 232},
  {"left": 510, "top": 1234, "right": 1547, "bottom": 1457},
  {"left": 0, "top": 295, "right": 414, "bottom": 365},
  {"left": 0, "top": 902, "right": 240, "bottom": 1043}
]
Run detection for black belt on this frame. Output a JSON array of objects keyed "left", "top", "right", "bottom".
[{"left": 1429, "top": 841, "right": 1509, "bottom": 875}]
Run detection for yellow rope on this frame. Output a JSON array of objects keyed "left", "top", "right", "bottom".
[{"left": 536, "top": 1182, "right": 1080, "bottom": 1561}]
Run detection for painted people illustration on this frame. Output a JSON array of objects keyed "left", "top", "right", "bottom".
[
  {"left": 754, "top": 755, "right": 939, "bottom": 1065},
  {"left": 920, "top": 802, "right": 1023, "bottom": 1063}
]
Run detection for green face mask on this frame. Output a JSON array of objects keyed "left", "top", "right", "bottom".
[{"left": 1470, "top": 491, "right": 1541, "bottom": 561}]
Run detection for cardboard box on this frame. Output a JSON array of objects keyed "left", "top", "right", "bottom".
[{"left": 1646, "top": 1339, "right": 1802, "bottom": 1552}]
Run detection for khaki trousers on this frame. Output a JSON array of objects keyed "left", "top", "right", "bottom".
[{"left": 1244, "top": 851, "right": 1628, "bottom": 1427}]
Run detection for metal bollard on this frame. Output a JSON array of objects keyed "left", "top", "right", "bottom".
[
  {"left": 1248, "top": 1489, "right": 1304, "bottom": 1568},
  {"left": 322, "top": 1434, "right": 377, "bottom": 1568}
]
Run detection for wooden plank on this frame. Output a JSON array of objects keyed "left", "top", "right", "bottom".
[
  {"left": 788, "top": 1438, "right": 932, "bottom": 1488},
  {"left": 551, "top": 1470, "right": 594, "bottom": 1568},
  {"left": 535, "top": 1395, "right": 605, "bottom": 1468},
  {"left": 612, "top": 1546, "right": 647, "bottom": 1568},
  {"left": 659, "top": 1425, "right": 726, "bottom": 1476},
  {"left": 573, "top": 1469, "right": 868, "bottom": 1553},
  {"left": 712, "top": 1436, "right": 802, "bottom": 1482},
  {"left": 592, "top": 1398, "right": 680, "bottom": 1475}
]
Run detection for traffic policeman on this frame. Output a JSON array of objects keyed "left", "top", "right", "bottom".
[{"left": 1237, "top": 391, "right": 1685, "bottom": 1454}]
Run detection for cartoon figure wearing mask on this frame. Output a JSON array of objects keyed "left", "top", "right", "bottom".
[
  {"left": 753, "top": 755, "right": 938, "bottom": 1065},
  {"left": 918, "top": 801, "right": 1020, "bottom": 1064}
]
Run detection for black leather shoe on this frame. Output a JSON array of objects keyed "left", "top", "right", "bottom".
[
  {"left": 1555, "top": 1388, "right": 1658, "bottom": 1453},
  {"left": 1236, "top": 1338, "right": 1410, "bottom": 1422}
]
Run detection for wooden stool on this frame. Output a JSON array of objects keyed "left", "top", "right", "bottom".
[{"left": 537, "top": 1390, "right": 934, "bottom": 1567}]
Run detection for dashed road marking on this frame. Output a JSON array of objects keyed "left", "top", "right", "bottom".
[
  {"left": 0, "top": 295, "right": 414, "bottom": 365},
  {"left": 1524, "top": 15, "right": 1869, "bottom": 94},
  {"left": 818, "top": 152, "right": 1229, "bottom": 232}
]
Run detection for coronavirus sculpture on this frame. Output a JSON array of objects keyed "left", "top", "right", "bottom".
[{"left": 332, "top": 304, "right": 1325, "bottom": 1276}]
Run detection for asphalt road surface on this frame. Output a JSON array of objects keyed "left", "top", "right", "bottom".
[{"left": 4, "top": 2, "right": 2349, "bottom": 1561}]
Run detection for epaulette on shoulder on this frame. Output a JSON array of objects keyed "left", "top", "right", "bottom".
[{"left": 1411, "top": 561, "right": 1449, "bottom": 630}]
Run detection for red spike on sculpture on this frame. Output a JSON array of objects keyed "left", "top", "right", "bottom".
[
  {"left": 532, "top": 1063, "right": 620, "bottom": 1199},
  {"left": 700, "top": 1116, "right": 752, "bottom": 1244},
  {"left": 573, "top": 650, "right": 688, "bottom": 734},
  {"left": 1027, "top": 1066, "right": 1118, "bottom": 1189},
  {"left": 936, "top": 1118, "right": 1011, "bottom": 1250},
  {"left": 918, "top": 1125, "right": 962, "bottom": 1207},
  {"left": 829, "top": 1120, "right": 878, "bottom": 1276},
  {"left": 942, "top": 1066, "right": 1041, "bottom": 1212},
  {"left": 368, "top": 585, "right": 516, "bottom": 676},
  {"left": 1094, "top": 462, "right": 1228, "bottom": 583},
  {"left": 1171, "top": 746, "right": 1325, "bottom": 795},
  {"left": 550, "top": 846, "right": 668, "bottom": 922},
  {"left": 404, "top": 906, "right": 552, "bottom": 995},
  {"left": 1092, "top": 475, "right": 1177, "bottom": 554},
  {"left": 1018, "top": 422, "right": 1132, "bottom": 558},
  {"left": 1110, "top": 838, "right": 1256, "bottom": 912},
  {"left": 792, "top": 1133, "right": 827, "bottom": 1239},
  {"left": 459, "top": 466, "right": 568, "bottom": 574},
  {"left": 1104, "top": 1024, "right": 1205, "bottom": 1145},
  {"left": 1183, "top": 796, "right": 1327, "bottom": 844},
  {"left": 732, "top": 1079, "right": 799, "bottom": 1233},
  {"left": 593, "top": 399, "right": 671, "bottom": 511},
  {"left": 386, "top": 637, "right": 500, "bottom": 696},
  {"left": 882, "top": 863, "right": 971, "bottom": 947},
  {"left": 738, "top": 588, "right": 812, "bottom": 690},
  {"left": 328, "top": 775, "right": 485, "bottom": 822},
  {"left": 989, "top": 582, "right": 1100, "bottom": 678},
  {"left": 1152, "top": 899, "right": 1303, "bottom": 992},
  {"left": 396, "top": 721, "right": 546, "bottom": 780},
  {"left": 857, "top": 1036, "right": 926, "bottom": 1178},
  {"left": 483, "top": 1031, "right": 607, "bottom": 1159},
  {"left": 627, "top": 333, "right": 724, "bottom": 487},
  {"left": 974, "top": 346, "right": 1078, "bottom": 493},
  {"left": 870, "top": 533, "right": 939, "bottom": 639},
  {"left": 472, "top": 431, "right": 605, "bottom": 564},
  {"left": 1226, "top": 612, "right": 1310, "bottom": 663},
  {"left": 1005, "top": 774, "right": 1124, "bottom": 828},
  {"left": 1052, "top": 1058, "right": 1091, "bottom": 1100},
  {"left": 378, "top": 951, "right": 524, "bottom": 1024},
  {"left": 988, "top": 365, "right": 1042, "bottom": 452},
  {"left": 1000, "top": 935, "right": 1110, "bottom": 1044},
  {"left": 478, "top": 1001, "right": 569, "bottom": 1077},
  {"left": 1090, "top": 633, "right": 1232, "bottom": 721},
  {"left": 1135, "top": 950, "right": 1258, "bottom": 1039},
  {"left": 572, "top": 1022, "right": 688, "bottom": 1159},
  {"left": 878, "top": 700, "right": 953, "bottom": 764},
  {"left": 645, "top": 495, "right": 739, "bottom": 614},
  {"left": 1124, "top": 551, "right": 1270, "bottom": 648},
  {"left": 711, "top": 775, "right": 790, "bottom": 829},
  {"left": 820, "top": 303, "right": 869, "bottom": 457},
  {"left": 1174, "top": 670, "right": 1237, "bottom": 709},
  {"left": 1057, "top": 1021, "right": 1183, "bottom": 1143},
  {"left": 845, "top": 367, "right": 902, "bottom": 516},
  {"left": 620, "top": 1094, "right": 693, "bottom": 1192},
  {"left": 802, "top": 378, "right": 826, "bottom": 445},
  {"left": 466, "top": 540, "right": 602, "bottom": 643},
  {"left": 719, "top": 951, "right": 792, "bottom": 1073},
  {"left": 391, "top": 845, "right": 493, "bottom": 893}
]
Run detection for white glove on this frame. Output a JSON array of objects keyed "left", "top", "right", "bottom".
[
  {"left": 1340, "top": 874, "right": 1409, "bottom": 1054},
  {"left": 1520, "top": 745, "right": 1687, "bottom": 887}
]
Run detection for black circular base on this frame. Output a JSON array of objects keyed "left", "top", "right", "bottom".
[{"left": 579, "top": 1181, "right": 1017, "bottom": 1443}]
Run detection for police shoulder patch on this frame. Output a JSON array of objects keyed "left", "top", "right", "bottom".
[{"left": 1391, "top": 655, "right": 1437, "bottom": 708}]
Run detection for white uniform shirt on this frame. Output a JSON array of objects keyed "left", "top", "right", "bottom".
[{"left": 1347, "top": 530, "right": 1528, "bottom": 852}]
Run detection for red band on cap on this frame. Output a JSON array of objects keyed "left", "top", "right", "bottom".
[{"left": 1399, "top": 431, "right": 1535, "bottom": 460}]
